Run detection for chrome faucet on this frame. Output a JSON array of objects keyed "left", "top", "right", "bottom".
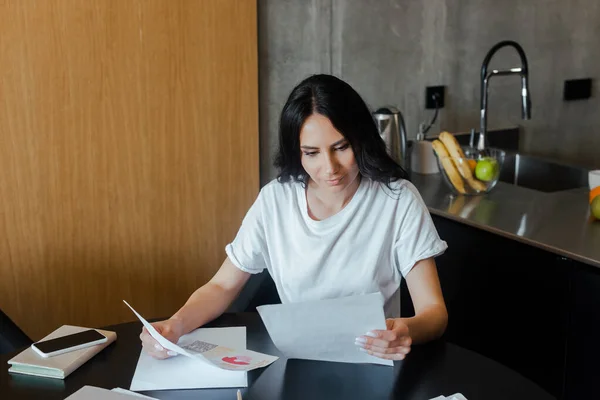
[{"left": 478, "top": 40, "right": 531, "bottom": 151}]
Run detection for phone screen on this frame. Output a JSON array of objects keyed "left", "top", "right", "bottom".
[{"left": 33, "top": 329, "right": 106, "bottom": 354}]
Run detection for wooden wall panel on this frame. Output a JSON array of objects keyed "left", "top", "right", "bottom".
[{"left": 0, "top": 0, "right": 258, "bottom": 340}]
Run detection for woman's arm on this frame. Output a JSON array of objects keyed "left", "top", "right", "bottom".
[
  {"left": 400, "top": 257, "right": 448, "bottom": 344},
  {"left": 170, "top": 257, "right": 251, "bottom": 335},
  {"left": 355, "top": 257, "right": 447, "bottom": 360},
  {"left": 140, "top": 257, "right": 251, "bottom": 358}
]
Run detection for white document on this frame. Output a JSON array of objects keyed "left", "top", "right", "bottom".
[
  {"left": 256, "top": 292, "right": 393, "bottom": 366},
  {"left": 111, "top": 388, "right": 158, "bottom": 398},
  {"left": 129, "top": 326, "right": 248, "bottom": 391},
  {"left": 123, "top": 300, "right": 278, "bottom": 372},
  {"left": 65, "top": 385, "right": 157, "bottom": 399}
]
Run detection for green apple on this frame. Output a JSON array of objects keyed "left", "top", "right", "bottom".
[
  {"left": 592, "top": 195, "right": 600, "bottom": 220},
  {"left": 475, "top": 158, "right": 498, "bottom": 182}
]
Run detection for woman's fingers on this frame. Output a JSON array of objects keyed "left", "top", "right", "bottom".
[
  {"left": 398, "top": 336, "right": 412, "bottom": 346},
  {"left": 142, "top": 339, "right": 178, "bottom": 359},
  {"left": 355, "top": 327, "right": 412, "bottom": 360},
  {"left": 360, "top": 344, "right": 411, "bottom": 355},
  {"left": 140, "top": 330, "right": 166, "bottom": 358},
  {"left": 361, "top": 347, "right": 410, "bottom": 360},
  {"left": 355, "top": 332, "right": 411, "bottom": 349},
  {"left": 139, "top": 327, "right": 178, "bottom": 359},
  {"left": 142, "top": 341, "right": 169, "bottom": 359}
]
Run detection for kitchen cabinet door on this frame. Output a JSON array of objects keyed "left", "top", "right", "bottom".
[
  {"left": 565, "top": 260, "right": 600, "bottom": 399},
  {"left": 429, "top": 215, "right": 569, "bottom": 399}
]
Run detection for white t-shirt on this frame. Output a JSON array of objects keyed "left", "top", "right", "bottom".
[{"left": 225, "top": 176, "right": 447, "bottom": 318}]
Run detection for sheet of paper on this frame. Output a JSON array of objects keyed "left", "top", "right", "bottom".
[
  {"left": 256, "top": 292, "right": 393, "bottom": 366},
  {"left": 129, "top": 327, "right": 248, "bottom": 391},
  {"left": 111, "top": 388, "right": 158, "bottom": 398},
  {"left": 65, "top": 385, "right": 157, "bottom": 399},
  {"left": 429, "top": 395, "right": 467, "bottom": 400},
  {"left": 123, "top": 300, "right": 278, "bottom": 372}
]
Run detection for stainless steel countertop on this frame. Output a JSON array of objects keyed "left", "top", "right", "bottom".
[{"left": 410, "top": 172, "right": 600, "bottom": 268}]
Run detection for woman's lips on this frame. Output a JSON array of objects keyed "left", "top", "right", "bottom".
[{"left": 326, "top": 175, "right": 344, "bottom": 186}]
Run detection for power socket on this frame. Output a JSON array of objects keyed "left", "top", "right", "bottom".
[
  {"left": 563, "top": 78, "right": 592, "bottom": 101},
  {"left": 426, "top": 86, "right": 445, "bottom": 109}
]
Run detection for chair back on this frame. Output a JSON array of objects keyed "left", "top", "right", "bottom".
[{"left": 0, "top": 309, "right": 33, "bottom": 354}]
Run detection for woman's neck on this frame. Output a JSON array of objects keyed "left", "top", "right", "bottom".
[{"left": 306, "top": 175, "right": 361, "bottom": 220}]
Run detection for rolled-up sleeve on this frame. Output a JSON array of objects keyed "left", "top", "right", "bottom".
[
  {"left": 393, "top": 183, "right": 448, "bottom": 277},
  {"left": 225, "top": 191, "right": 268, "bottom": 274}
]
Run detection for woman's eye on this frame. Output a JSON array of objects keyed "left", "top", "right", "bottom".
[
  {"left": 303, "top": 152, "right": 317, "bottom": 157},
  {"left": 335, "top": 144, "right": 349, "bottom": 151}
]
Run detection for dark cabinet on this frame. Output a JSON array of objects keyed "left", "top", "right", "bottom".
[
  {"left": 428, "top": 215, "right": 569, "bottom": 399},
  {"left": 422, "top": 214, "right": 600, "bottom": 400},
  {"left": 564, "top": 260, "right": 600, "bottom": 399}
]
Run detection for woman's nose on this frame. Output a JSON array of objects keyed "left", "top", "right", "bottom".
[{"left": 324, "top": 153, "right": 339, "bottom": 174}]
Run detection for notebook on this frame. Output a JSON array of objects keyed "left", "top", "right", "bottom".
[{"left": 7, "top": 325, "right": 117, "bottom": 379}]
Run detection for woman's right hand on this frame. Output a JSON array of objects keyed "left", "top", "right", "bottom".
[{"left": 139, "top": 318, "right": 185, "bottom": 359}]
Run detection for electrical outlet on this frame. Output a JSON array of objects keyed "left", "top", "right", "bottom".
[
  {"left": 426, "top": 86, "right": 445, "bottom": 109},
  {"left": 563, "top": 78, "right": 592, "bottom": 101}
]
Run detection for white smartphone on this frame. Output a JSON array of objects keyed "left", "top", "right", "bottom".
[{"left": 31, "top": 329, "right": 108, "bottom": 358}]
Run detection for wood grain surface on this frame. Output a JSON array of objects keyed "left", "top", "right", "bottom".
[{"left": 0, "top": 0, "right": 258, "bottom": 340}]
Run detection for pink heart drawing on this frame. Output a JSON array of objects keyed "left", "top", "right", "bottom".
[{"left": 222, "top": 355, "right": 251, "bottom": 365}]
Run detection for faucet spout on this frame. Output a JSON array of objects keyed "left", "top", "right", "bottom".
[
  {"left": 478, "top": 40, "right": 531, "bottom": 151},
  {"left": 521, "top": 74, "right": 531, "bottom": 120}
]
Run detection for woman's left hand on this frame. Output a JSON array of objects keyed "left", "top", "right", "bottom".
[{"left": 355, "top": 318, "right": 412, "bottom": 360}]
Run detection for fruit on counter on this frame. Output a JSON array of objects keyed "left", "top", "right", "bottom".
[
  {"left": 590, "top": 186, "right": 600, "bottom": 204},
  {"left": 592, "top": 194, "right": 600, "bottom": 220},
  {"left": 475, "top": 158, "right": 499, "bottom": 182},
  {"left": 432, "top": 139, "right": 467, "bottom": 194},
  {"left": 438, "top": 131, "right": 487, "bottom": 192},
  {"left": 467, "top": 159, "right": 477, "bottom": 173}
]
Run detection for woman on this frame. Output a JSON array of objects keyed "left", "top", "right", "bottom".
[{"left": 140, "top": 74, "right": 448, "bottom": 361}]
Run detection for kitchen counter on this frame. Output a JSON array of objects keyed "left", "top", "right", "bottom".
[{"left": 410, "top": 172, "right": 600, "bottom": 268}]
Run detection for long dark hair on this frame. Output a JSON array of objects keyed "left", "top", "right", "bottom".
[{"left": 273, "top": 74, "right": 409, "bottom": 188}]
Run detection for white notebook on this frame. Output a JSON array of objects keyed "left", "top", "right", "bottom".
[{"left": 7, "top": 325, "right": 117, "bottom": 379}]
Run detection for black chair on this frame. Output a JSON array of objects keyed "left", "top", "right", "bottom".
[
  {"left": 227, "top": 270, "right": 281, "bottom": 313},
  {"left": 0, "top": 308, "right": 33, "bottom": 355},
  {"left": 229, "top": 271, "right": 415, "bottom": 316}
]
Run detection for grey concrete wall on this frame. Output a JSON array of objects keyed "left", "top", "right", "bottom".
[{"left": 258, "top": 0, "right": 600, "bottom": 185}]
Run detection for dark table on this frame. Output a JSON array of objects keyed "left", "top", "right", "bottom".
[{"left": 1, "top": 312, "right": 555, "bottom": 400}]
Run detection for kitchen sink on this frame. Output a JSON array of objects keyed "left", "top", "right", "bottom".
[{"left": 498, "top": 152, "right": 589, "bottom": 193}]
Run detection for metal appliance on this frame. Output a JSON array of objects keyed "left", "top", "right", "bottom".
[{"left": 373, "top": 106, "right": 408, "bottom": 169}]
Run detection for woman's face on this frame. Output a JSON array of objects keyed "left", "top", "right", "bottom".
[{"left": 299, "top": 114, "right": 360, "bottom": 192}]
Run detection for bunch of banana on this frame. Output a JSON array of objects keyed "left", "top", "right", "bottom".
[{"left": 432, "top": 131, "right": 487, "bottom": 195}]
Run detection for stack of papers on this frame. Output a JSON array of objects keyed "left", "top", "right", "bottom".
[
  {"left": 129, "top": 326, "right": 249, "bottom": 391},
  {"left": 124, "top": 301, "right": 278, "bottom": 372},
  {"left": 124, "top": 300, "right": 278, "bottom": 391}
]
